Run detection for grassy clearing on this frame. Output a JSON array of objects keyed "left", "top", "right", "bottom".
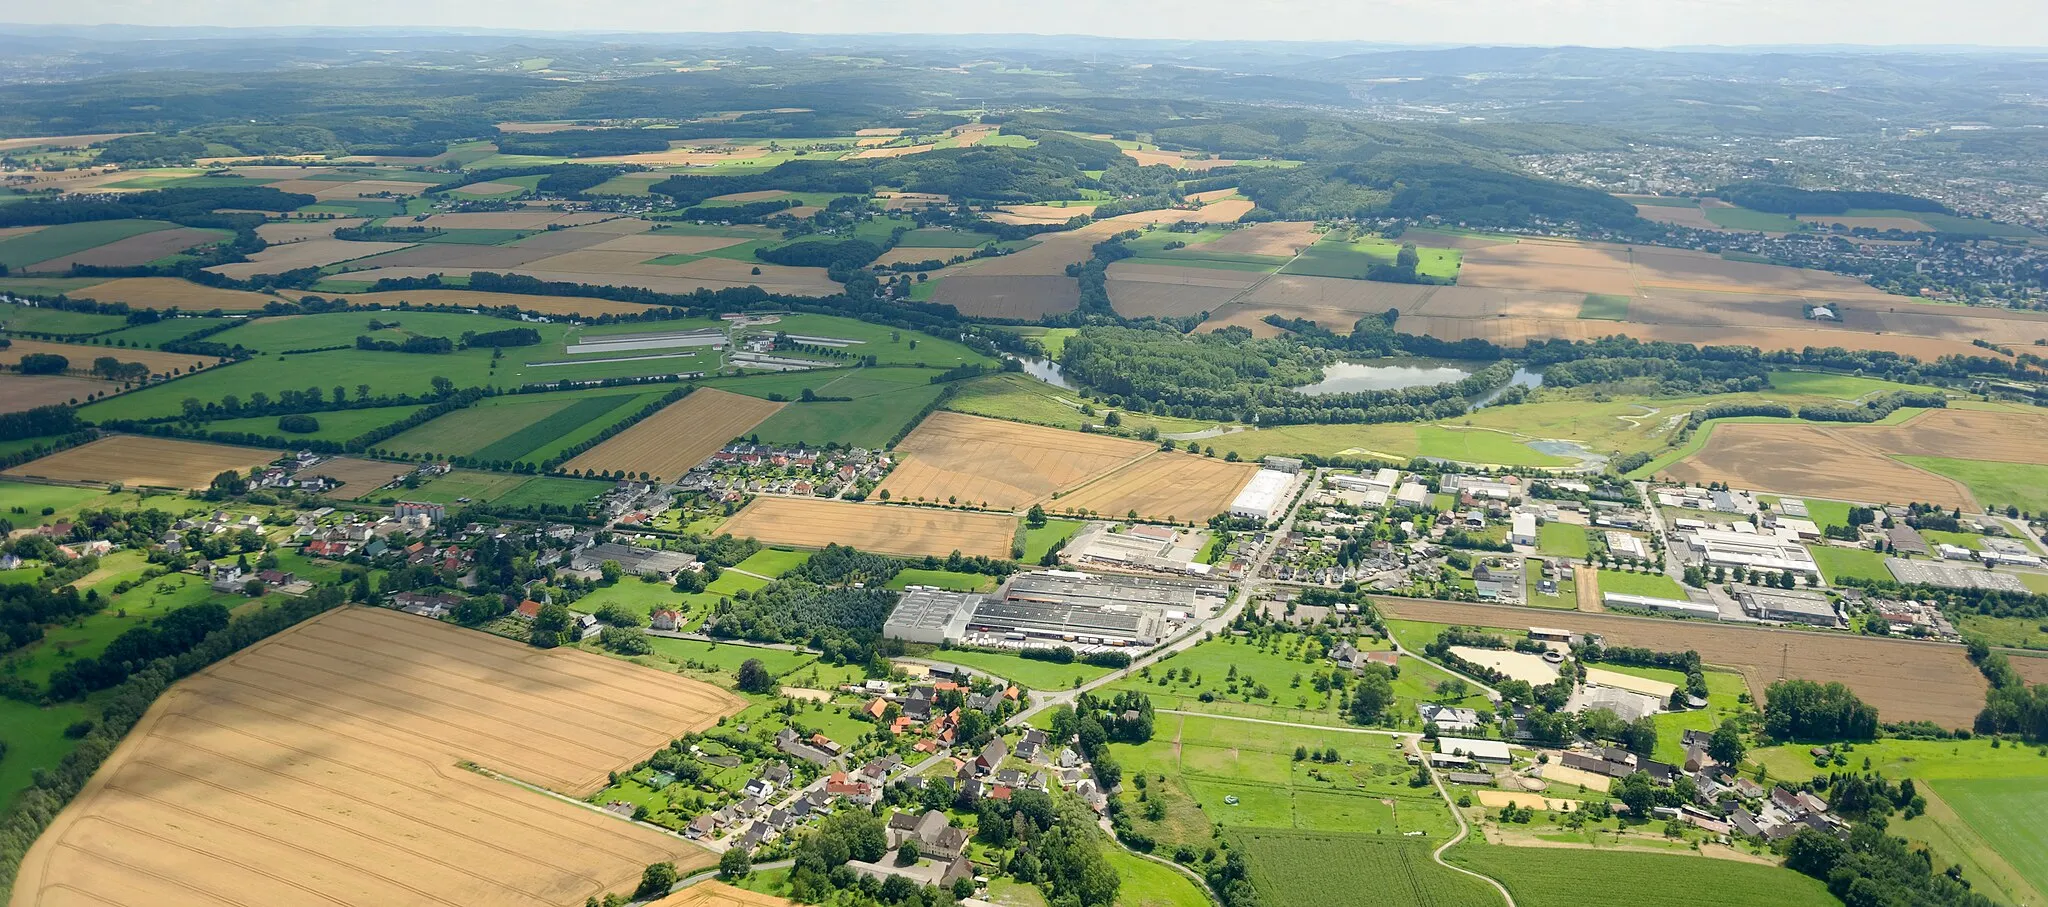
[
  {"left": 0, "top": 481, "right": 113, "bottom": 527},
  {"left": 1537, "top": 522, "right": 1592, "bottom": 558},
  {"left": 929, "top": 650, "right": 1112, "bottom": 691},
  {"left": 1896, "top": 457, "right": 2048, "bottom": 514},
  {"left": 1415, "top": 426, "right": 1570, "bottom": 468},
  {"left": 1579, "top": 294, "right": 1630, "bottom": 320},
  {"left": 1957, "top": 614, "right": 2048, "bottom": 650},
  {"left": 1280, "top": 235, "right": 1461, "bottom": 281},
  {"left": 1106, "top": 848, "right": 1213, "bottom": 907},
  {"left": 1021, "top": 519, "right": 1085, "bottom": 563},
  {"left": 0, "top": 697, "right": 92, "bottom": 812},
  {"left": 884, "top": 568, "right": 997, "bottom": 592},
  {"left": 6, "top": 572, "right": 244, "bottom": 688},
  {"left": 1448, "top": 842, "right": 1837, "bottom": 907},
  {"left": 940, "top": 373, "right": 1214, "bottom": 438},
  {"left": 1806, "top": 544, "right": 1892, "bottom": 583},
  {"left": 0, "top": 301, "right": 130, "bottom": 335},
  {"left": 1593, "top": 569, "right": 1686, "bottom": 599},
  {"left": 199, "top": 404, "right": 428, "bottom": 444},
  {"left": 1765, "top": 370, "right": 1919, "bottom": 399},
  {"left": 731, "top": 548, "right": 811, "bottom": 578}
]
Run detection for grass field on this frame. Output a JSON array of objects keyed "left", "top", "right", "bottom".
[
  {"left": 1806, "top": 544, "right": 1893, "bottom": 583},
  {"left": 387, "top": 470, "right": 611, "bottom": 510},
  {"left": 1021, "top": 519, "right": 1085, "bottom": 562},
  {"left": 0, "top": 300, "right": 129, "bottom": 335},
  {"left": 1105, "top": 849, "right": 1213, "bottom": 907},
  {"left": 1579, "top": 294, "right": 1630, "bottom": 320},
  {"left": 0, "top": 480, "right": 112, "bottom": 526},
  {"left": 1416, "top": 426, "right": 1571, "bottom": 467},
  {"left": 1896, "top": 457, "right": 2048, "bottom": 514},
  {"left": 200, "top": 404, "right": 429, "bottom": 444},
  {"left": 741, "top": 313, "right": 992, "bottom": 370},
  {"left": 884, "top": 568, "right": 998, "bottom": 592},
  {"left": 712, "top": 367, "right": 946, "bottom": 450},
  {"left": 1236, "top": 832, "right": 1498, "bottom": 907},
  {"left": 1536, "top": 522, "right": 1591, "bottom": 558},
  {"left": 1956, "top": 614, "right": 2048, "bottom": 649},
  {"left": 0, "top": 219, "right": 175, "bottom": 269},
  {"left": 940, "top": 373, "right": 1216, "bottom": 438},
  {"left": 1766, "top": 370, "right": 1920, "bottom": 399},
  {"left": 1448, "top": 842, "right": 1838, "bottom": 907},
  {"left": 6, "top": 572, "right": 244, "bottom": 689},
  {"left": 730, "top": 548, "right": 812, "bottom": 578},
  {"left": 640, "top": 636, "right": 818, "bottom": 684},
  {"left": 1280, "top": 235, "right": 1461, "bottom": 281},
  {"left": 1592, "top": 569, "right": 1686, "bottom": 599},
  {"left": 93, "top": 315, "right": 234, "bottom": 347},
  {"left": 1935, "top": 778, "right": 2048, "bottom": 895},
  {"left": 927, "top": 649, "right": 1113, "bottom": 691},
  {"left": 0, "top": 697, "right": 92, "bottom": 812}
]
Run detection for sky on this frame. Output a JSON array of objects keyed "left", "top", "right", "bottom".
[{"left": 14, "top": 0, "right": 2048, "bottom": 48}]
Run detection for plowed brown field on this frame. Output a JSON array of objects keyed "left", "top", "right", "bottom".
[
  {"left": 3, "top": 435, "right": 275, "bottom": 489},
  {"left": 7, "top": 606, "right": 737, "bottom": 907},
  {"left": 1850, "top": 409, "right": 2048, "bottom": 464},
  {"left": 299, "top": 456, "right": 413, "bottom": 494},
  {"left": 1375, "top": 597, "right": 1986, "bottom": 726},
  {"left": 1203, "top": 221, "right": 1319, "bottom": 257},
  {"left": 1049, "top": 451, "right": 1258, "bottom": 523},
  {"left": 0, "top": 374, "right": 115, "bottom": 412},
  {"left": 879, "top": 412, "right": 1153, "bottom": 510},
  {"left": 564, "top": 388, "right": 783, "bottom": 481},
  {"left": 718, "top": 498, "right": 1017, "bottom": 558}
]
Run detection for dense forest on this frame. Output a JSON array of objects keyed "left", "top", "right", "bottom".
[
  {"left": 1712, "top": 182, "right": 1951, "bottom": 215},
  {"left": 1238, "top": 161, "right": 1642, "bottom": 228}
]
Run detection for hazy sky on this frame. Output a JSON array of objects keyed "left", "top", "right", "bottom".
[{"left": 18, "top": 0, "right": 2048, "bottom": 48}]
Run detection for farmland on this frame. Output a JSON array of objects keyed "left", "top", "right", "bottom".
[
  {"left": 708, "top": 367, "right": 946, "bottom": 449},
  {"left": 562, "top": 388, "right": 782, "bottom": 480},
  {"left": 1375, "top": 597, "right": 1986, "bottom": 726},
  {"left": 1448, "top": 843, "right": 1839, "bottom": 907},
  {"left": 201, "top": 402, "right": 428, "bottom": 444},
  {"left": 10, "top": 607, "right": 739, "bottom": 907},
  {"left": 879, "top": 411, "right": 1154, "bottom": 510},
  {"left": 1236, "top": 832, "right": 1499, "bottom": 907},
  {"left": 0, "top": 219, "right": 179, "bottom": 270},
  {"left": 2, "top": 435, "right": 276, "bottom": 489},
  {"left": 716, "top": 498, "right": 1018, "bottom": 558},
  {"left": 1660, "top": 422, "right": 1976, "bottom": 509},
  {"left": 298, "top": 456, "right": 415, "bottom": 495},
  {"left": 391, "top": 470, "right": 613, "bottom": 509},
  {"left": 1046, "top": 451, "right": 1258, "bottom": 523}
]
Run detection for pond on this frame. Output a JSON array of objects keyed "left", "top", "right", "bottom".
[{"left": 1011, "top": 355, "right": 1074, "bottom": 390}]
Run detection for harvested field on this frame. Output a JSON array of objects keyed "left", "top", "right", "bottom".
[
  {"left": 1050, "top": 451, "right": 1258, "bottom": 523},
  {"left": 879, "top": 192, "right": 950, "bottom": 210},
  {"left": 207, "top": 237, "right": 411, "bottom": 278},
  {"left": 1202, "top": 275, "right": 1435, "bottom": 336},
  {"left": 1409, "top": 286, "right": 1586, "bottom": 320},
  {"left": 255, "top": 217, "right": 366, "bottom": 243},
  {"left": 448, "top": 180, "right": 524, "bottom": 196},
  {"left": 1375, "top": 596, "right": 1987, "bottom": 727},
  {"left": 1843, "top": 409, "right": 2048, "bottom": 465},
  {"left": 1106, "top": 261, "right": 1259, "bottom": 318},
  {"left": 584, "top": 233, "right": 749, "bottom": 255},
  {"left": 710, "top": 190, "right": 796, "bottom": 203},
  {"left": 1457, "top": 240, "right": 1638, "bottom": 296},
  {"left": 1798, "top": 214, "right": 1933, "bottom": 232},
  {"left": 994, "top": 203, "right": 1100, "bottom": 224},
  {"left": 4, "top": 435, "right": 275, "bottom": 489},
  {"left": 24, "top": 227, "right": 226, "bottom": 272},
  {"left": 580, "top": 145, "right": 774, "bottom": 166},
  {"left": 647, "top": 881, "right": 798, "bottom": 907},
  {"left": 62, "top": 276, "right": 280, "bottom": 311},
  {"left": 1634, "top": 203, "right": 1720, "bottom": 230},
  {"left": 0, "top": 338, "right": 216, "bottom": 376},
  {"left": 1660, "top": 422, "right": 1975, "bottom": 509},
  {"left": 0, "top": 132, "right": 139, "bottom": 152},
  {"left": 298, "top": 456, "right": 413, "bottom": 494},
  {"left": 339, "top": 243, "right": 560, "bottom": 271},
  {"left": 1202, "top": 221, "right": 1320, "bottom": 257},
  {"left": 879, "top": 412, "right": 1154, "bottom": 510},
  {"left": 1385, "top": 314, "right": 2001, "bottom": 361},
  {"left": 417, "top": 212, "right": 618, "bottom": 231},
  {"left": 717, "top": 498, "right": 1017, "bottom": 558},
  {"left": 1121, "top": 148, "right": 1238, "bottom": 170},
  {"left": 338, "top": 262, "right": 839, "bottom": 297},
  {"left": 1629, "top": 248, "right": 1897, "bottom": 299},
  {"left": 563, "top": 388, "right": 783, "bottom": 481},
  {"left": 1135, "top": 199, "right": 1256, "bottom": 223},
  {"left": 303, "top": 288, "right": 660, "bottom": 316},
  {"left": 851, "top": 142, "right": 937, "bottom": 159},
  {"left": 8, "top": 606, "right": 735, "bottom": 907},
  {"left": 1398, "top": 229, "right": 1517, "bottom": 250},
  {"left": 0, "top": 374, "right": 115, "bottom": 412},
  {"left": 934, "top": 275, "right": 1080, "bottom": 319}
]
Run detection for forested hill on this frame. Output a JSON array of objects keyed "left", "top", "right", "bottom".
[{"left": 1239, "top": 162, "right": 1641, "bottom": 228}]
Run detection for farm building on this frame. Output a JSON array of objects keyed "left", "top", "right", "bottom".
[
  {"left": 1435, "top": 737, "right": 1512, "bottom": 764},
  {"left": 1735, "top": 588, "right": 1840, "bottom": 626},
  {"left": 1681, "top": 527, "right": 1820, "bottom": 577},
  {"left": 884, "top": 589, "right": 981, "bottom": 644},
  {"left": 1602, "top": 592, "right": 1721, "bottom": 620},
  {"left": 1228, "top": 469, "right": 1294, "bottom": 522},
  {"left": 1510, "top": 512, "right": 1539, "bottom": 547}
]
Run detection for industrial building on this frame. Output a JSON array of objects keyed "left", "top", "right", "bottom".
[
  {"left": 1606, "top": 531, "right": 1649, "bottom": 560},
  {"left": 1603, "top": 592, "right": 1721, "bottom": 620},
  {"left": 1061, "top": 522, "right": 1213, "bottom": 575},
  {"left": 1735, "top": 588, "right": 1840, "bottom": 626},
  {"left": 883, "top": 589, "right": 980, "bottom": 644},
  {"left": 1682, "top": 527, "right": 1820, "bottom": 577},
  {"left": 1395, "top": 482, "right": 1431, "bottom": 509},
  {"left": 1229, "top": 469, "right": 1294, "bottom": 522},
  {"left": 569, "top": 542, "right": 697, "bottom": 580},
  {"left": 1510, "top": 512, "right": 1539, "bottom": 547}
]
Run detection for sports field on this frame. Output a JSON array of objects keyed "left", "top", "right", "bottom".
[
  {"left": 879, "top": 411, "right": 1154, "bottom": 510},
  {"left": 1049, "top": 451, "right": 1258, "bottom": 523},
  {"left": 2, "top": 435, "right": 275, "bottom": 489},
  {"left": 717, "top": 498, "right": 1017, "bottom": 558},
  {"left": 8, "top": 606, "right": 739, "bottom": 907},
  {"left": 564, "top": 388, "right": 783, "bottom": 481}
]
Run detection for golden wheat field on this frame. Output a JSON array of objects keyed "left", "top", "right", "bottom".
[
  {"left": 1048, "top": 451, "right": 1258, "bottom": 523},
  {"left": 878, "top": 411, "right": 1154, "bottom": 510},
  {"left": 563, "top": 388, "right": 784, "bottom": 481},
  {"left": 718, "top": 497, "right": 1018, "bottom": 558},
  {"left": 3, "top": 435, "right": 276, "bottom": 489},
  {"left": 7, "top": 606, "right": 740, "bottom": 907}
]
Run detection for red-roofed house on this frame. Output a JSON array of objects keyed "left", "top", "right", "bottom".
[{"left": 514, "top": 600, "right": 544, "bottom": 619}]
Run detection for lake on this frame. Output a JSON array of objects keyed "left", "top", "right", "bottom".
[{"left": 1293, "top": 358, "right": 1540, "bottom": 397}]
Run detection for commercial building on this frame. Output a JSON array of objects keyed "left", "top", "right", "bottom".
[
  {"left": 1683, "top": 527, "right": 1820, "bottom": 577},
  {"left": 1606, "top": 531, "right": 1649, "bottom": 560},
  {"left": 1510, "top": 512, "right": 1539, "bottom": 547},
  {"left": 1435, "top": 737, "right": 1512, "bottom": 763},
  {"left": 968, "top": 571, "right": 1189, "bottom": 646},
  {"left": 1062, "top": 522, "right": 1212, "bottom": 575},
  {"left": 1395, "top": 482, "right": 1431, "bottom": 509},
  {"left": 1229, "top": 469, "right": 1294, "bottom": 523},
  {"left": 570, "top": 542, "right": 697, "bottom": 580},
  {"left": 1735, "top": 588, "right": 1840, "bottom": 626},
  {"left": 1603, "top": 592, "right": 1721, "bottom": 620}
]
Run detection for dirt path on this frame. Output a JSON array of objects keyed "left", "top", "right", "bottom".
[{"left": 1574, "top": 565, "right": 1604, "bottom": 612}]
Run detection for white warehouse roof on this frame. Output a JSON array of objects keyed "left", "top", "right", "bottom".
[{"left": 1229, "top": 469, "right": 1293, "bottom": 521}]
